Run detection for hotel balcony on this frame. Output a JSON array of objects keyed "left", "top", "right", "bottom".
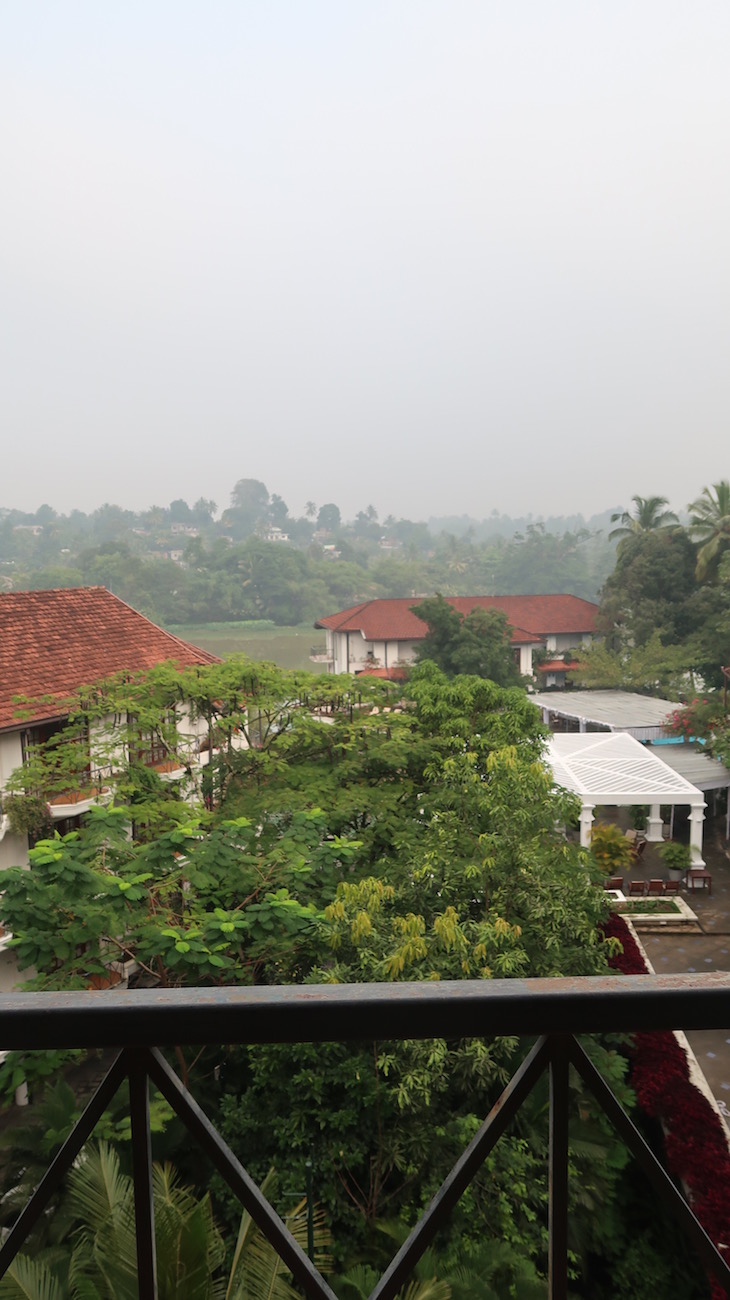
[
  {"left": 47, "top": 784, "right": 113, "bottom": 819},
  {"left": 309, "top": 645, "right": 334, "bottom": 664},
  {"left": 0, "top": 976, "right": 729, "bottom": 1299}
]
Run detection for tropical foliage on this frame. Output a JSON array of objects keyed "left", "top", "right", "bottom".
[
  {"left": 608, "top": 494, "right": 678, "bottom": 542},
  {"left": 575, "top": 480, "right": 730, "bottom": 696},
  {"left": 411, "top": 595, "right": 523, "bottom": 685},
  {"left": 0, "top": 1153, "right": 331, "bottom": 1300},
  {"left": 0, "top": 655, "right": 637, "bottom": 1289},
  {"left": 688, "top": 479, "right": 730, "bottom": 581}
]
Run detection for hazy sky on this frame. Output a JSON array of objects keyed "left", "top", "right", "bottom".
[{"left": 2, "top": 2, "right": 729, "bottom": 522}]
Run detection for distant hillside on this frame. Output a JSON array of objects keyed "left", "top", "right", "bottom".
[{"left": 427, "top": 508, "right": 619, "bottom": 540}]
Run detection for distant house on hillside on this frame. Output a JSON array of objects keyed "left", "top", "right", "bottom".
[
  {"left": 0, "top": 588, "right": 220, "bottom": 889},
  {"left": 260, "top": 526, "right": 290, "bottom": 543},
  {"left": 314, "top": 595, "right": 599, "bottom": 677}
]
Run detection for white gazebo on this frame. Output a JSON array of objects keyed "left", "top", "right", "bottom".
[{"left": 547, "top": 732, "right": 707, "bottom": 865}]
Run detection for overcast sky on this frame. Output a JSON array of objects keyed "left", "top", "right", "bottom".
[{"left": 2, "top": 2, "right": 729, "bottom": 522}]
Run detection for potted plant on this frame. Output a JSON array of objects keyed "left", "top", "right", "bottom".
[
  {"left": 4, "top": 794, "right": 54, "bottom": 841},
  {"left": 589, "top": 822, "right": 634, "bottom": 876},
  {"left": 658, "top": 840, "right": 691, "bottom": 882}
]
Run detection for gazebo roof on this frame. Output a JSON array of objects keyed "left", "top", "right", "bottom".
[
  {"left": 547, "top": 732, "right": 704, "bottom": 807},
  {"left": 531, "top": 690, "right": 678, "bottom": 741}
]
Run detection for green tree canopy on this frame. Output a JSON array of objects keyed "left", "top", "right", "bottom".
[{"left": 412, "top": 596, "right": 523, "bottom": 686}]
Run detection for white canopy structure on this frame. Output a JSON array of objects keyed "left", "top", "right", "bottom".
[{"left": 547, "top": 732, "right": 707, "bottom": 864}]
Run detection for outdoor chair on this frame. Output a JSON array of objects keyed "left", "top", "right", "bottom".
[
  {"left": 647, "top": 879, "right": 664, "bottom": 897},
  {"left": 605, "top": 876, "right": 624, "bottom": 891},
  {"left": 631, "top": 839, "right": 647, "bottom": 863},
  {"left": 663, "top": 879, "right": 681, "bottom": 896},
  {"left": 628, "top": 879, "right": 647, "bottom": 898}
]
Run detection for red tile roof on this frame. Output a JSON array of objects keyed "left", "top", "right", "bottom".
[
  {"left": 0, "top": 587, "right": 220, "bottom": 732},
  {"left": 315, "top": 595, "right": 598, "bottom": 645},
  {"left": 536, "top": 659, "right": 583, "bottom": 673},
  {"left": 354, "top": 666, "right": 409, "bottom": 681}
]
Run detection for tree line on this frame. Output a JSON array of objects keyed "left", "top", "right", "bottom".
[
  {"left": 1, "top": 477, "right": 620, "bottom": 625},
  {"left": 570, "top": 483, "right": 730, "bottom": 701}
]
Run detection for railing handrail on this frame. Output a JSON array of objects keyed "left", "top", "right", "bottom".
[
  {"left": 1, "top": 971, "right": 729, "bottom": 1049},
  {"left": 2, "top": 977, "right": 730, "bottom": 1297}
]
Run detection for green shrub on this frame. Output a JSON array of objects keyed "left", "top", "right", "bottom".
[{"left": 589, "top": 822, "right": 634, "bottom": 873}]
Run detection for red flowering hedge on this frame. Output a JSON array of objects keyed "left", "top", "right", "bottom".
[{"left": 602, "top": 914, "right": 730, "bottom": 1297}]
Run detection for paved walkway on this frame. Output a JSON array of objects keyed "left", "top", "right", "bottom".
[{"left": 604, "top": 807, "right": 730, "bottom": 1121}]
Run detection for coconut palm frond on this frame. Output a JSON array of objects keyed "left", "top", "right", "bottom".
[
  {"left": 688, "top": 480, "right": 730, "bottom": 579},
  {"left": 399, "top": 1278, "right": 451, "bottom": 1300},
  {"left": 67, "top": 1142, "right": 132, "bottom": 1238},
  {"left": 609, "top": 495, "right": 678, "bottom": 541},
  {"left": 67, "top": 1143, "right": 141, "bottom": 1300},
  {"left": 226, "top": 1169, "right": 331, "bottom": 1300},
  {"left": 332, "top": 1264, "right": 379, "bottom": 1300},
  {"left": 0, "top": 1254, "right": 65, "bottom": 1300},
  {"left": 153, "top": 1163, "right": 226, "bottom": 1300}
]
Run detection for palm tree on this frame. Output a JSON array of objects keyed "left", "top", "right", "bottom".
[
  {"left": 0, "top": 1154, "right": 330, "bottom": 1300},
  {"left": 608, "top": 495, "right": 678, "bottom": 542},
  {"left": 688, "top": 480, "right": 730, "bottom": 581},
  {"left": 225, "top": 1168, "right": 331, "bottom": 1300}
]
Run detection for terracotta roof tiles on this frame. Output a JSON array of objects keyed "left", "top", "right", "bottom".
[
  {"left": 315, "top": 595, "right": 598, "bottom": 645},
  {"left": 0, "top": 587, "right": 219, "bottom": 732}
]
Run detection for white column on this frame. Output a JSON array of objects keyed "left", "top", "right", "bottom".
[
  {"left": 646, "top": 804, "right": 664, "bottom": 842},
  {"left": 579, "top": 801, "right": 595, "bottom": 848},
  {"left": 579, "top": 717, "right": 586, "bottom": 733},
  {"left": 688, "top": 800, "right": 706, "bottom": 867}
]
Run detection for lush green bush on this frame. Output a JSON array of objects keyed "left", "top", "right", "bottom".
[{"left": 589, "top": 822, "right": 634, "bottom": 874}]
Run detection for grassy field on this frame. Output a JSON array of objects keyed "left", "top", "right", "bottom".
[{"left": 165, "top": 622, "right": 326, "bottom": 673}]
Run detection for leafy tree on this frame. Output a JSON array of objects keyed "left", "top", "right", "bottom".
[
  {"left": 570, "top": 632, "right": 698, "bottom": 697},
  {"left": 413, "top": 596, "right": 523, "bottom": 686},
  {"left": 268, "top": 494, "right": 289, "bottom": 529},
  {"left": 168, "top": 498, "right": 193, "bottom": 523},
  {"left": 597, "top": 527, "right": 698, "bottom": 650},
  {"left": 209, "top": 662, "right": 621, "bottom": 1272},
  {"left": 225, "top": 480, "right": 271, "bottom": 539},
  {"left": 316, "top": 503, "right": 341, "bottom": 532},
  {"left": 192, "top": 497, "right": 217, "bottom": 525},
  {"left": 688, "top": 479, "right": 730, "bottom": 581},
  {"left": 0, "top": 657, "right": 631, "bottom": 1289}
]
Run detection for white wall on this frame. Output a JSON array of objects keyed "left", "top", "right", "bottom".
[
  {"left": 328, "top": 630, "right": 420, "bottom": 674},
  {"left": 0, "top": 732, "right": 23, "bottom": 788},
  {"left": 545, "top": 632, "right": 593, "bottom": 654}
]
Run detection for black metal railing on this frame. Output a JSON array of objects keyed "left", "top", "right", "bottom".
[{"left": 0, "top": 974, "right": 729, "bottom": 1299}]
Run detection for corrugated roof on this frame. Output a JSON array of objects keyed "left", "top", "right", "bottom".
[
  {"left": 315, "top": 595, "right": 598, "bottom": 644},
  {"left": 0, "top": 587, "right": 220, "bottom": 732},
  {"left": 649, "top": 744, "right": 730, "bottom": 793},
  {"left": 531, "top": 690, "right": 678, "bottom": 736}
]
